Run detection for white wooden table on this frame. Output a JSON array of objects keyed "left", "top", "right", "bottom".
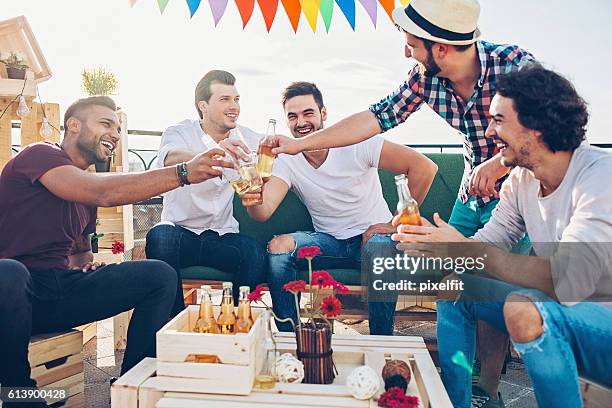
[{"left": 112, "top": 334, "right": 451, "bottom": 408}]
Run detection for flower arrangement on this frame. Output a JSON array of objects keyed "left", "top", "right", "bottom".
[
  {"left": 284, "top": 246, "right": 348, "bottom": 328},
  {"left": 248, "top": 245, "right": 345, "bottom": 384}
]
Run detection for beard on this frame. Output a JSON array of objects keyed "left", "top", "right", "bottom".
[
  {"left": 419, "top": 52, "right": 442, "bottom": 78},
  {"left": 76, "top": 125, "right": 106, "bottom": 164}
]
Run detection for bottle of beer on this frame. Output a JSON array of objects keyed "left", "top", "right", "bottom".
[
  {"left": 235, "top": 286, "right": 254, "bottom": 333},
  {"left": 256, "top": 119, "right": 276, "bottom": 178},
  {"left": 217, "top": 282, "right": 236, "bottom": 334},
  {"left": 395, "top": 174, "right": 422, "bottom": 226},
  {"left": 193, "top": 285, "right": 220, "bottom": 334}
]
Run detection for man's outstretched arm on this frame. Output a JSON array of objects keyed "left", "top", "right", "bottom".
[
  {"left": 273, "top": 110, "right": 381, "bottom": 155},
  {"left": 39, "top": 148, "right": 231, "bottom": 207}
]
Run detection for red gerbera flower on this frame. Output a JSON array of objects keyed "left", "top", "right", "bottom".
[
  {"left": 320, "top": 295, "right": 342, "bottom": 317},
  {"left": 297, "top": 246, "right": 321, "bottom": 259},
  {"left": 312, "top": 270, "right": 335, "bottom": 288},
  {"left": 111, "top": 241, "right": 125, "bottom": 254},
  {"left": 247, "top": 284, "right": 266, "bottom": 302},
  {"left": 283, "top": 280, "right": 307, "bottom": 294},
  {"left": 333, "top": 281, "right": 349, "bottom": 294}
]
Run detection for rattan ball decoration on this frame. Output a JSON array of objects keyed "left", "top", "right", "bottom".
[
  {"left": 381, "top": 359, "right": 412, "bottom": 392},
  {"left": 346, "top": 365, "right": 380, "bottom": 400},
  {"left": 274, "top": 353, "right": 304, "bottom": 383}
]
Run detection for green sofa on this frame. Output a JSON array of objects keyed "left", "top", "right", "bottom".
[{"left": 180, "top": 153, "right": 464, "bottom": 286}]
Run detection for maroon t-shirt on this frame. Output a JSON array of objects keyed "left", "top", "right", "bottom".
[{"left": 0, "top": 142, "right": 97, "bottom": 270}]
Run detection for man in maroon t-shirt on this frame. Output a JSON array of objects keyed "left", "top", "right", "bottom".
[{"left": 0, "top": 96, "right": 232, "bottom": 405}]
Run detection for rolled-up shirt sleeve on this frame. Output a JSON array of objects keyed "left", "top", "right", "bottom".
[
  {"left": 368, "top": 65, "right": 425, "bottom": 132},
  {"left": 155, "top": 126, "right": 189, "bottom": 169}
]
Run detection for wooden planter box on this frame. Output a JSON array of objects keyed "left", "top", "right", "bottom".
[
  {"left": 113, "top": 334, "right": 451, "bottom": 408},
  {"left": 155, "top": 305, "right": 266, "bottom": 395},
  {"left": 29, "top": 330, "right": 84, "bottom": 407}
]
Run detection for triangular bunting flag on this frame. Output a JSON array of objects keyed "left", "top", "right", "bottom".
[
  {"left": 257, "top": 0, "right": 279, "bottom": 32},
  {"left": 379, "top": 0, "right": 394, "bottom": 21},
  {"left": 334, "top": 0, "right": 355, "bottom": 30},
  {"left": 399, "top": 0, "right": 410, "bottom": 5},
  {"left": 209, "top": 0, "right": 229, "bottom": 25},
  {"left": 280, "top": 0, "right": 301, "bottom": 33},
  {"left": 320, "top": 0, "right": 333, "bottom": 32},
  {"left": 157, "top": 0, "right": 171, "bottom": 13},
  {"left": 235, "top": 0, "right": 256, "bottom": 28},
  {"left": 186, "top": 0, "right": 202, "bottom": 17},
  {"left": 358, "top": 0, "right": 376, "bottom": 27},
  {"left": 300, "top": 0, "right": 320, "bottom": 32}
]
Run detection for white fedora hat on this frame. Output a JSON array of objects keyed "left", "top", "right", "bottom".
[{"left": 392, "top": 0, "right": 481, "bottom": 45}]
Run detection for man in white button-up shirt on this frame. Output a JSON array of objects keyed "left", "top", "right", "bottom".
[{"left": 146, "top": 70, "right": 266, "bottom": 316}]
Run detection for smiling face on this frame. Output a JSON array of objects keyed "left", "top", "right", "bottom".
[
  {"left": 404, "top": 32, "right": 441, "bottom": 77},
  {"left": 284, "top": 94, "right": 327, "bottom": 138},
  {"left": 198, "top": 82, "right": 240, "bottom": 133},
  {"left": 72, "top": 105, "right": 121, "bottom": 165},
  {"left": 485, "top": 94, "right": 540, "bottom": 169}
]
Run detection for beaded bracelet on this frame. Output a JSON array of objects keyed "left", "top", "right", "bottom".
[{"left": 176, "top": 162, "right": 190, "bottom": 186}]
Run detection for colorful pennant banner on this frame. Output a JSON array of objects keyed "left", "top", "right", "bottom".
[{"left": 130, "top": 0, "right": 397, "bottom": 31}]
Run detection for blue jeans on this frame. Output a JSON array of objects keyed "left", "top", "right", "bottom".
[
  {"left": 437, "top": 274, "right": 612, "bottom": 408},
  {"left": 145, "top": 224, "right": 267, "bottom": 315},
  {"left": 448, "top": 197, "right": 498, "bottom": 237},
  {"left": 267, "top": 232, "right": 397, "bottom": 335}
]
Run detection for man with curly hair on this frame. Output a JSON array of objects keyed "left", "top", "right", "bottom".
[{"left": 393, "top": 65, "right": 612, "bottom": 407}]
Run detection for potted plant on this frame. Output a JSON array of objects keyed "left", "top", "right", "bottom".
[
  {"left": 0, "top": 51, "right": 29, "bottom": 79},
  {"left": 81, "top": 67, "right": 119, "bottom": 172}
]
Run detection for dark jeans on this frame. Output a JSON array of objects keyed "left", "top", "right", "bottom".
[
  {"left": 0, "top": 258, "right": 176, "bottom": 392},
  {"left": 145, "top": 224, "right": 267, "bottom": 313}
]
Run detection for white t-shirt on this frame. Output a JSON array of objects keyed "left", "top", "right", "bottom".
[
  {"left": 155, "top": 119, "right": 262, "bottom": 235},
  {"left": 272, "top": 136, "right": 392, "bottom": 240},
  {"left": 474, "top": 142, "right": 612, "bottom": 306}
]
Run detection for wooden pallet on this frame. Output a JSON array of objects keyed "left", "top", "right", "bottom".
[
  {"left": 0, "top": 95, "right": 60, "bottom": 171},
  {"left": 112, "top": 334, "right": 451, "bottom": 408},
  {"left": 29, "top": 330, "right": 84, "bottom": 407}
]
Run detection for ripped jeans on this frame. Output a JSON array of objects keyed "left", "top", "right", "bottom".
[
  {"left": 267, "top": 231, "right": 397, "bottom": 335},
  {"left": 438, "top": 274, "right": 612, "bottom": 408}
]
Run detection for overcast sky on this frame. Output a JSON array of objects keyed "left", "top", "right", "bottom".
[{"left": 3, "top": 0, "right": 611, "bottom": 149}]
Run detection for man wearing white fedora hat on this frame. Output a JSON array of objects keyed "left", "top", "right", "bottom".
[{"left": 273, "top": 0, "right": 536, "bottom": 406}]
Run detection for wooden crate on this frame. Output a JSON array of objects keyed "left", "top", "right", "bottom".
[
  {"left": 0, "top": 95, "right": 60, "bottom": 172},
  {"left": 112, "top": 334, "right": 451, "bottom": 408},
  {"left": 29, "top": 330, "right": 84, "bottom": 407},
  {"left": 155, "top": 305, "right": 266, "bottom": 395}
]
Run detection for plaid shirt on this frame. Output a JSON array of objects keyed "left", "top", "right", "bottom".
[{"left": 369, "top": 40, "right": 536, "bottom": 207}]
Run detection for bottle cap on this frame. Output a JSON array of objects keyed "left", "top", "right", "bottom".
[
  {"left": 239, "top": 286, "right": 250, "bottom": 292},
  {"left": 394, "top": 174, "right": 407, "bottom": 182},
  {"left": 223, "top": 282, "right": 233, "bottom": 289},
  {"left": 269, "top": 119, "right": 276, "bottom": 124}
]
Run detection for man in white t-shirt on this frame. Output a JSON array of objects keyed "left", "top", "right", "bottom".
[
  {"left": 242, "top": 82, "right": 438, "bottom": 334},
  {"left": 146, "top": 70, "right": 266, "bottom": 316},
  {"left": 393, "top": 66, "right": 612, "bottom": 407}
]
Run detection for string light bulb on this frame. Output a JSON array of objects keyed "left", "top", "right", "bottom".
[
  {"left": 16, "top": 95, "right": 30, "bottom": 118},
  {"left": 40, "top": 117, "right": 53, "bottom": 139}
]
